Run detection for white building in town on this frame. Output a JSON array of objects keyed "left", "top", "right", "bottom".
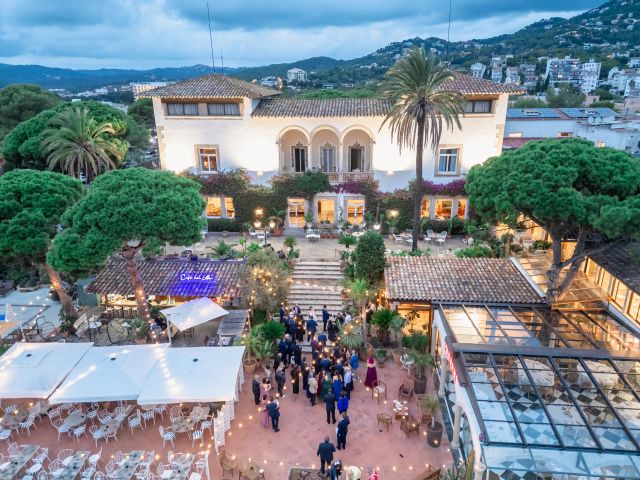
[
  {"left": 143, "top": 73, "right": 521, "bottom": 226},
  {"left": 286, "top": 68, "right": 308, "bottom": 83},
  {"left": 579, "top": 59, "right": 602, "bottom": 93},
  {"left": 504, "top": 67, "right": 520, "bottom": 85},
  {"left": 131, "top": 82, "right": 172, "bottom": 99},
  {"left": 470, "top": 62, "right": 486, "bottom": 79},
  {"left": 491, "top": 67, "right": 503, "bottom": 83}
]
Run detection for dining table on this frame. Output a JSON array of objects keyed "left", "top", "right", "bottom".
[
  {"left": 0, "top": 444, "right": 39, "bottom": 479},
  {"left": 56, "top": 451, "right": 90, "bottom": 479},
  {"left": 108, "top": 450, "right": 145, "bottom": 480},
  {"left": 62, "top": 411, "right": 87, "bottom": 430},
  {"left": 239, "top": 461, "right": 265, "bottom": 480},
  {"left": 0, "top": 410, "right": 29, "bottom": 430},
  {"left": 161, "top": 455, "right": 194, "bottom": 480}
]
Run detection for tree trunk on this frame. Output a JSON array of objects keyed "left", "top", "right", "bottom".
[
  {"left": 412, "top": 117, "right": 426, "bottom": 252},
  {"left": 42, "top": 263, "right": 76, "bottom": 317},
  {"left": 120, "top": 243, "right": 151, "bottom": 322}
]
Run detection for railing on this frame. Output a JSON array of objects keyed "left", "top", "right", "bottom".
[{"left": 283, "top": 170, "right": 373, "bottom": 183}]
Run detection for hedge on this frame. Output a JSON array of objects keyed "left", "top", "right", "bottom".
[{"left": 207, "top": 218, "right": 240, "bottom": 232}]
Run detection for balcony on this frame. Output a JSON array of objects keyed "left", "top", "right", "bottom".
[{"left": 285, "top": 170, "right": 374, "bottom": 184}]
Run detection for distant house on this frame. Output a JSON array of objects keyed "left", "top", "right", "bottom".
[
  {"left": 131, "top": 82, "right": 173, "bottom": 99},
  {"left": 259, "top": 76, "right": 281, "bottom": 88},
  {"left": 286, "top": 68, "right": 308, "bottom": 83},
  {"left": 470, "top": 62, "right": 486, "bottom": 79}
]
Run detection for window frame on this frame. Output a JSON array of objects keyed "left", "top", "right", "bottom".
[
  {"left": 204, "top": 195, "right": 235, "bottom": 219},
  {"left": 195, "top": 145, "right": 220, "bottom": 174},
  {"left": 206, "top": 102, "right": 241, "bottom": 117},
  {"left": 348, "top": 146, "right": 365, "bottom": 172},
  {"left": 165, "top": 102, "right": 200, "bottom": 116},
  {"left": 436, "top": 145, "right": 462, "bottom": 176},
  {"left": 464, "top": 99, "right": 494, "bottom": 114},
  {"left": 292, "top": 145, "right": 307, "bottom": 173},
  {"left": 320, "top": 145, "right": 336, "bottom": 173}
]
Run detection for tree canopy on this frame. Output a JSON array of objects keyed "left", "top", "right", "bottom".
[
  {"left": 354, "top": 231, "right": 387, "bottom": 285},
  {"left": 127, "top": 98, "right": 155, "bottom": 129},
  {"left": 2, "top": 100, "right": 147, "bottom": 171},
  {"left": 48, "top": 168, "right": 206, "bottom": 274},
  {"left": 545, "top": 84, "right": 586, "bottom": 108},
  {"left": 0, "top": 84, "right": 61, "bottom": 142},
  {"left": 467, "top": 138, "right": 640, "bottom": 301}
]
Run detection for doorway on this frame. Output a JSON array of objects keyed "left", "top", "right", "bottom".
[
  {"left": 288, "top": 198, "right": 306, "bottom": 228},
  {"left": 292, "top": 144, "right": 307, "bottom": 172},
  {"left": 349, "top": 145, "right": 364, "bottom": 171},
  {"left": 346, "top": 199, "right": 365, "bottom": 225},
  {"left": 317, "top": 199, "right": 335, "bottom": 223}
]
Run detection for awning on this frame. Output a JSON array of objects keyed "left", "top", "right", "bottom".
[
  {"left": 137, "top": 346, "right": 245, "bottom": 405},
  {"left": 0, "top": 342, "right": 92, "bottom": 399},
  {"left": 162, "top": 297, "right": 228, "bottom": 332},
  {"left": 0, "top": 304, "right": 18, "bottom": 339},
  {"left": 49, "top": 344, "right": 167, "bottom": 404}
]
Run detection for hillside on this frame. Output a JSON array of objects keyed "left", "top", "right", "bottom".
[{"left": 0, "top": 0, "right": 637, "bottom": 91}]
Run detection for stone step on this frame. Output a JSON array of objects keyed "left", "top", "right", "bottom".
[
  {"left": 287, "top": 301, "right": 345, "bottom": 310},
  {"left": 292, "top": 268, "right": 342, "bottom": 275},
  {"left": 288, "top": 290, "right": 343, "bottom": 297},
  {"left": 292, "top": 272, "right": 343, "bottom": 279},
  {"left": 295, "top": 261, "right": 341, "bottom": 266}
]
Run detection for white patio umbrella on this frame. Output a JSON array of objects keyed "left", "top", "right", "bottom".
[
  {"left": 162, "top": 298, "right": 228, "bottom": 344},
  {"left": 49, "top": 344, "right": 167, "bottom": 403},
  {"left": 137, "top": 346, "right": 245, "bottom": 405},
  {"left": 0, "top": 342, "right": 92, "bottom": 399}
]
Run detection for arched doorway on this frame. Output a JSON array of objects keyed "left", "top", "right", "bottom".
[
  {"left": 310, "top": 127, "right": 340, "bottom": 174},
  {"left": 278, "top": 127, "right": 310, "bottom": 173},
  {"left": 342, "top": 128, "right": 373, "bottom": 173}
]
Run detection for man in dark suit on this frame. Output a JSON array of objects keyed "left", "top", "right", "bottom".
[
  {"left": 279, "top": 305, "right": 286, "bottom": 321},
  {"left": 275, "top": 365, "right": 286, "bottom": 398},
  {"left": 316, "top": 436, "right": 336, "bottom": 475},
  {"left": 322, "top": 305, "right": 330, "bottom": 332},
  {"left": 324, "top": 391, "right": 337, "bottom": 424},
  {"left": 278, "top": 337, "right": 289, "bottom": 364},
  {"left": 336, "top": 412, "right": 350, "bottom": 450},
  {"left": 266, "top": 397, "right": 280, "bottom": 432},
  {"left": 252, "top": 374, "right": 261, "bottom": 405}
]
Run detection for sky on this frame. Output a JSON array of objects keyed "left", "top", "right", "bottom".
[{"left": 0, "top": 0, "right": 605, "bottom": 70}]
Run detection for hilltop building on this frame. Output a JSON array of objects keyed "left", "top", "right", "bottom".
[
  {"left": 286, "top": 68, "right": 308, "bottom": 83},
  {"left": 142, "top": 73, "right": 521, "bottom": 226},
  {"left": 131, "top": 82, "right": 172, "bottom": 99},
  {"left": 470, "top": 62, "right": 486, "bottom": 79}
]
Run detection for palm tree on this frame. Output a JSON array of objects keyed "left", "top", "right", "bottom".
[
  {"left": 380, "top": 48, "right": 466, "bottom": 251},
  {"left": 42, "top": 107, "right": 123, "bottom": 181}
]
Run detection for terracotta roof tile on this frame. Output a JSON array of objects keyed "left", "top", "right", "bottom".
[
  {"left": 140, "top": 74, "right": 279, "bottom": 99},
  {"left": 87, "top": 258, "right": 247, "bottom": 298},
  {"left": 385, "top": 257, "right": 543, "bottom": 304},
  {"left": 445, "top": 72, "right": 525, "bottom": 95},
  {"left": 589, "top": 243, "right": 640, "bottom": 295},
  {"left": 252, "top": 98, "right": 393, "bottom": 118}
]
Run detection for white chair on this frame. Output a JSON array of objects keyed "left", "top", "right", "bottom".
[
  {"left": 52, "top": 419, "right": 69, "bottom": 441},
  {"left": 134, "top": 464, "right": 150, "bottom": 480},
  {"left": 72, "top": 424, "right": 87, "bottom": 442},
  {"left": 20, "top": 414, "right": 37, "bottom": 436},
  {"left": 393, "top": 234, "right": 404, "bottom": 244},
  {"left": 191, "top": 428, "right": 204, "bottom": 447},
  {"left": 113, "top": 407, "right": 127, "bottom": 422},
  {"left": 58, "top": 449, "right": 74, "bottom": 465},
  {"left": 104, "top": 460, "right": 116, "bottom": 477},
  {"left": 81, "top": 465, "right": 95, "bottom": 479},
  {"left": 89, "top": 425, "right": 105, "bottom": 447},
  {"left": 156, "top": 463, "right": 166, "bottom": 479},
  {"left": 167, "top": 451, "right": 175, "bottom": 465},
  {"left": 86, "top": 403, "right": 99, "bottom": 424},
  {"left": 169, "top": 406, "right": 182, "bottom": 422},
  {"left": 96, "top": 410, "right": 112, "bottom": 425},
  {"left": 404, "top": 236, "right": 413, "bottom": 245},
  {"left": 47, "top": 459, "right": 64, "bottom": 478},
  {"left": 128, "top": 411, "right": 143, "bottom": 436},
  {"left": 139, "top": 451, "right": 154, "bottom": 470},
  {"left": 141, "top": 409, "right": 155, "bottom": 426},
  {"left": 88, "top": 448, "right": 101, "bottom": 469},
  {"left": 32, "top": 447, "right": 49, "bottom": 466},
  {"left": 159, "top": 426, "right": 175, "bottom": 448},
  {"left": 94, "top": 472, "right": 106, "bottom": 480},
  {"left": 0, "top": 429, "right": 11, "bottom": 444},
  {"left": 200, "top": 415, "right": 213, "bottom": 436},
  {"left": 3, "top": 404, "right": 17, "bottom": 415},
  {"left": 436, "top": 231, "right": 447, "bottom": 246},
  {"left": 36, "top": 472, "right": 47, "bottom": 480},
  {"left": 47, "top": 407, "right": 62, "bottom": 423},
  {"left": 113, "top": 452, "right": 124, "bottom": 465},
  {"left": 154, "top": 404, "right": 167, "bottom": 419},
  {"left": 7, "top": 442, "right": 19, "bottom": 456}
]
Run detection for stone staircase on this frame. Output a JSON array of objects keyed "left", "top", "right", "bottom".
[{"left": 287, "top": 261, "right": 345, "bottom": 316}]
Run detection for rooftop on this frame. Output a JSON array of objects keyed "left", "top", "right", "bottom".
[
  {"left": 589, "top": 243, "right": 640, "bottom": 295},
  {"left": 87, "top": 258, "right": 246, "bottom": 298},
  {"left": 507, "top": 107, "right": 618, "bottom": 120},
  {"left": 140, "top": 74, "right": 280, "bottom": 99},
  {"left": 384, "top": 257, "right": 544, "bottom": 304},
  {"left": 252, "top": 98, "right": 393, "bottom": 118}
]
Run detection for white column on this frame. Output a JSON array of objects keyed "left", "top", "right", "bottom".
[
  {"left": 451, "top": 404, "right": 462, "bottom": 449},
  {"left": 438, "top": 356, "right": 449, "bottom": 397},
  {"left": 473, "top": 461, "right": 486, "bottom": 480}
]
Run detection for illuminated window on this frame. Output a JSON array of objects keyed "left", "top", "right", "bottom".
[
  {"left": 627, "top": 293, "right": 640, "bottom": 321},
  {"left": 438, "top": 148, "right": 459, "bottom": 174},
  {"left": 205, "top": 196, "right": 234, "bottom": 218},
  {"left": 346, "top": 199, "right": 365, "bottom": 225},
  {"left": 197, "top": 146, "right": 218, "bottom": 173},
  {"left": 317, "top": 199, "right": 335, "bottom": 223},
  {"left": 596, "top": 140, "right": 606, "bottom": 147},
  {"left": 421, "top": 198, "right": 431, "bottom": 218},
  {"left": 612, "top": 281, "right": 629, "bottom": 311},
  {"left": 435, "top": 199, "right": 453, "bottom": 219},
  {"left": 167, "top": 103, "right": 199, "bottom": 116},
  {"left": 457, "top": 199, "right": 467, "bottom": 219}
]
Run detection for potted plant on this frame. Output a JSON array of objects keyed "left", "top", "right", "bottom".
[
  {"left": 532, "top": 239, "right": 552, "bottom": 252},
  {"left": 421, "top": 395, "right": 443, "bottom": 447},
  {"left": 337, "top": 324, "right": 364, "bottom": 356},
  {"left": 386, "top": 216, "right": 400, "bottom": 240},
  {"left": 207, "top": 240, "right": 235, "bottom": 259},
  {"left": 269, "top": 215, "right": 284, "bottom": 237},
  {"left": 240, "top": 222, "right": 252, "bottom": 238},
  {"left": 237, "top": 327, "right": 262, "bottom": 374},
  {"left": 410, "top": 350, "right": 435, "bottom": 394},
  {"left": 375, "top": 348, "right": 387, "bottom": 367},
  {"left": 304, "top": 212, "right": 314, "bottom": 228},
  {"left": 338, "top": 234, "right": 357, "bottom": 250},
  {"left": 370, "top": 308, "right": 400, "bottom": 346},
  {"left": 59, "top": 309, "right": 77, "bottom": 337},
  {"left": 128, "top": 318, "right": 150, "bottom": 344}
]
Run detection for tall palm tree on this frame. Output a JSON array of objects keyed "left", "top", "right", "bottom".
[
  {"left": 380, "top": 48, "right": 466, "bottom": 251},
  {"left": 42, "top": 107, "right": 123, "bottom": 181}
]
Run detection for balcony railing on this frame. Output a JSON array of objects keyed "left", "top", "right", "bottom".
[{"left": 285, "top": 170, "right": 373, "bottom": 183}]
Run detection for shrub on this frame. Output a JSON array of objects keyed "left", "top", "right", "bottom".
[
  {"left": 354, "top": 231, "right": 386, "bottom": 284},
  {"left": 247, "top": 249, "right": 290, "bottom": 312},
  {"left": 454, "top": 245, "right": 495, "bottom": 258},
  {"left": 532, "top": 239, "right": 552, "bottom": 251},
  {"left": 207, "top": 218, "right": 240, "bottom": 232},
  {"left": 260, "top": 320, "right": 286, "bottom": 344},
  {"left": 421, "top": 217, "right": 466, "bottom": 235}
]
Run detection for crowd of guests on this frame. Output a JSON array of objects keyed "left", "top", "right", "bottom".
[{"left": 249, "top": 303, "right": 381, "bottom": 479}]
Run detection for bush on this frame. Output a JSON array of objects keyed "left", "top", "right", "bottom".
[
  {"left": 354, "top": 231, "right": 386, "bottom": 284},
  {"left": 207, "top": 218, "right": 240, "bottom": 232},
  {"left": 260, "top": 320, "right": 286, "bottom": 344},
  {"left": 532, "top": 239, "right": 552, "bottom": 251},
  {"left": 421, "top": 217, "right": 466, "bottom": 235},
  {"left": 454, "top": 245, "right": 495, "bottom": 258}
]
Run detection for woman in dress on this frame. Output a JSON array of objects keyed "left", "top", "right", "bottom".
[
  {"left": 260, "top": 378, "right": 271, "bottom": 399},
  {"left": 332, "top": 374, "right": 343, "bottom": 398},
  {"left": 319, "top": 372, "right": 331, "bottom": 401},
  {"left": 291, "top": 364, "right": 300, "bottom": 395},
  {"left": 260, "top": 395, "right": 270, "bottom": 428},
  {"left": 364, "top": 355, "right": 378, "bottom": 388}
]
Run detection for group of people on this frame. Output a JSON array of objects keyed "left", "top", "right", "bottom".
[
  {"left": 317, "top": 437, "right": 379, "bottom": 480},
  {"left": 279, "top": 304, "right": 353, "bottom": 343}
]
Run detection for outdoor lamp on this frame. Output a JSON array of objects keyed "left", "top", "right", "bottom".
[
  {"left": 373, "top": 223, "right": 381, "bottom": 231},
  {"left": 269, "top": 220, "right": 276, "bottom": 229},
  {"left": 254, "top": 220, "right": 261, "bottom": 229},
  {"left": 389, "top": 210, "right": 399, "bottom": 218},
  {"left": 255, "top": 208, "right": 263, "bottom": 217}
]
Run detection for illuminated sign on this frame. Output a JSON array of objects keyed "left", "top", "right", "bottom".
[
  {"left": 179, "top": 273, "right": 215, "bottom": 282},
  {"left": 443, "top": 343, "right": 459, "bottom": 385}
]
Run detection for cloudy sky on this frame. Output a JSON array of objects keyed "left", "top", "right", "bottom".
[{"left": 0, "top": 0, "right": 603, "bottom": 70}]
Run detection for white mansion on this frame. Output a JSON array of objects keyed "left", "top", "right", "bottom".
[{"left": 144, "top": 74, "right": 521, "bottom": 227}]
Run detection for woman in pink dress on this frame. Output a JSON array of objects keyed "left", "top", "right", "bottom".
[
  {"left": 260, "top": 395, "right": 270, "bottom": 428},
  {"left": 364, "top": 356, "right": 378, "bottom": 388}
]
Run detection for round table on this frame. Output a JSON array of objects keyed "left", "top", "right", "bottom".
[
  {"left": 400, "top": 355, "right": 414, "bottom": 374},
  {"left": 63, "top": 411, "right": 86, "bottom": 429}
]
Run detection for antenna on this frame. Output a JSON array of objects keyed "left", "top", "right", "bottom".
[
  {"left": 220, "top": 48, "right": 224, "bottom": 75},
  {"left": 207, "top": 2, "right": 215, "bottom": 72},
  {"left": 446, "top": 0, "right": 452, "bottom": 60}
]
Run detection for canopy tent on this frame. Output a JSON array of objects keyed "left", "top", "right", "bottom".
[
  {"left": 49, "top": 344, "right": 167, "bottom": 404},
  {"left": 0, "top": 305, "right": 18, "bottom": 339},
  {"left": 0, "top": 342, "right": 92, "bottom": 399},
  {"left": 162, "top": 297, "right": 228, "bottom": 332},
  {"left": 137, "top": 346, "right": 245, "bottom": 405}
]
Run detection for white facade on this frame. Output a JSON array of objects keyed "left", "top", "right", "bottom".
[
  {"left": 470, "top": 62, "right": 486, "bottom": 79},
  {"left": 575, "top": 120, "right": 640, "bottom": 154},
  {"left": 504, "top": 67, "right": 520, "bottom": 85},
  {"left": 491, "top": 67, "right": 503, "bottom": 83},
  {"left": 579, "top": 59, "right": 601, "bottom": 93},
  {"left": 286, "top": 68, "right": 308, "bottom": 83}
]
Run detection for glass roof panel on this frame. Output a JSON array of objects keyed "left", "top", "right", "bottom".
[{"left": 484, "top": 420, "right": 521, "bottom": 444}]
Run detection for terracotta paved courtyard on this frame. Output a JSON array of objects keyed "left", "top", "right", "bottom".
[{"left": 1, "top": 359, "right": 452, "bottom": 479}]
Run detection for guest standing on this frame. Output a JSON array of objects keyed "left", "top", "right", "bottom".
[
  {"left": 330, "top": 460, "right": 343, "bottom": 480},
  {"left": 306, "top": 316, "right": 318, "bottom": 342},
  {"left": 350, "top": 351, "right": 359, "bottom": 381},
  {"left": 320, "top": 371, "right": 332, "bottom": 401},
  {"left": 291, "top": 363, "right": 300, "bottom": 396},
  {"left": 332, "top": 375, "right": 343, "bottom": 398},
  {"left": 266, "top": 397, "right": 280, "bottom": 432},
  {"left": 364, "top": 355, "right": 378, "bottom": 388},
  {"left": 252, "top": 375, "right": 261, "bottom": 405},
  {"left": 337, "top": 391, "right": 349, "bottom": 414},
  {"left": 308, "top": 373, "right": 318, "bottom": 406},
  {"left": 336, "top": 412, "right": 350, "bottom": 450},
  {"left": 275, "top": 365, "right": 286, "bottom": 398},
  {"left": 260, "top": 395, "right": 270, "bottom": 429},
  {"left": 324, "top": 391, "right": 337, "bottom": 424},
  {"left": 344, "top": 365, "right": 353, "bottom": 399},
  {"left": 322, "top": 305, "right": 330, "bottom": 332},
  {"left": 316, "top": 437, "right": 336, "bottom": 476}
]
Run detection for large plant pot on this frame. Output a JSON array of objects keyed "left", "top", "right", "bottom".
[
  {"left": 392, "top": 349, "right": 403, "bottom": 365},
  {"left": 414, "top": 376, "right": 427, "bottom": 395},
  {"left": 427, "top": 421, "right": 443, "bottom": 447},
  {"left": 243, "top": 358, "right": 258, "bottom": 374},
  {"left": 272, "top": 230, "right": 283, "bottom": 237},
  {"left": 376, "top": 357, "right": 386, "bottom": 368}
]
